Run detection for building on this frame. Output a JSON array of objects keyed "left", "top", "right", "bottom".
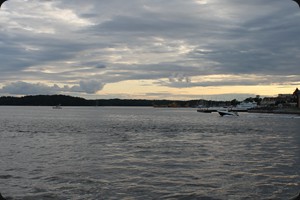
[
  {"left": 261, "top": 89, "right": 299, "bottom": 108},
  {"left": 293, "top": 88, "right": 300, "bottom": 108},
  {"left": 261, "top": 97, "right": 277, "bottom": 107}
]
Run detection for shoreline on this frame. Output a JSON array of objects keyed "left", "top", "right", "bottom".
[{"left": 249, "top": 108, "right": 300, "bottom": 115}]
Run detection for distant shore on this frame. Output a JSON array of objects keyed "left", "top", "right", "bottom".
[
  {"left": 1, "top": 95, "right": 300, "bottom": 115},
  {"left": 197, "top": 107, "right": 300, "bottom": 115},
  {"left": 0, "top": 94, "right": 231, "bottom": 107},
  {"left": 249, "top": 108, "right": 300, "bottom": 115}
]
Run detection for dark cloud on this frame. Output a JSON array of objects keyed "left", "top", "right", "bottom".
[
  {"left": 0, "top": 0, "right": 299, "bottom": 98},
  {"left": 0, "top": 82, "right": 58, "bottom": 95},
  {"left": 0, "top": 80, "right": 105, "bottom": 95},
  {"left": 78, "top": 80, "right": 104, "bottom": 94}
]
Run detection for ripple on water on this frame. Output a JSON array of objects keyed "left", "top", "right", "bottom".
[{"left": 0, "top": 107, "right": 299, "bottom": 199}]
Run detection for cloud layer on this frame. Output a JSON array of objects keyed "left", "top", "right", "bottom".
[{"left": 0, "top": 0, "right": 299, "bottom": 99}]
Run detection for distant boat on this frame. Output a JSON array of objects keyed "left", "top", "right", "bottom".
[
  {"left": 52, "top": 104, "right": 62, "bottom": 109},
  {"left": 197, "top": 106, "right": 228, "bottom": 113},
  {"left": 197, "top": 108, "right": 212, "bottom": 113},
  {"left": 218, "top": 110, "right": 239, "bottom": 117},
  {"left": 234, "top": 102, "right": 257, "bottom": 111}
]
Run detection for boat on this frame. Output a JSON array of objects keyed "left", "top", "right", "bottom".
[
  {"left": 197, "top": 108, "right": 212, "bottom": 113},
  {"left": 52, "top": 104, "right": 62, "bottom": 109},
  {"left": 234, "top": 101, "right": 257, "bottom": 111},
  {"left": 217, "top": 110, "right": 239, "bottom": 116},
  {"left": 197, "top": 106, "right": 229, "bottom": 113}
]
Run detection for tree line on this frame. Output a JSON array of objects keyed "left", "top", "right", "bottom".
[{"left": 0, "top": 94, "right": 241, "bottom": 107}]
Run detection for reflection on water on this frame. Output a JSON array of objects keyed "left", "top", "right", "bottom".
[{"left": 0, "top": 107, "right": 299, "bottom": 200}]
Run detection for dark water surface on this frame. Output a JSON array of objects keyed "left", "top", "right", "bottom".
[{"left": 0, "top": 106, "right": 299, "bottom": 200}]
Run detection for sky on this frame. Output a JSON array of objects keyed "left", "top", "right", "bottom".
[{"left": 0, "top": 0, "right": 299, "bottom": 100}]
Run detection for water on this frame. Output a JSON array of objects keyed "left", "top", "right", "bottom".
[{"left": 0, "top": 106, "right": 299, "bottom": 200}]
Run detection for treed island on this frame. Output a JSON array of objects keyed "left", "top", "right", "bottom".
[{"left": 0, "top": 94, "right": 216, "bottom": 107}]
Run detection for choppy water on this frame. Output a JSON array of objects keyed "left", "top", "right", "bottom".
[{"left": 0, "top": 106, "right": 299, "bottom": 200}]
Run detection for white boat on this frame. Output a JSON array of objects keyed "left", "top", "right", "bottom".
[
  {"left": 218, "top": 110, "right": 239, "bottom": 116},
  {"left": 52, "top": 104, "right": 62, "bottom": 109},
  {"left": 235, "top": 102, "right": 257, "bottom": 110}
]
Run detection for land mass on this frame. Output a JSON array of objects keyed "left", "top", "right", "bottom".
[
  {"left": 0, "top": 94, "right": 232, "bottom": 107},
  {"left": 1, "top": 95, "right": 299, "bottom": 115}
]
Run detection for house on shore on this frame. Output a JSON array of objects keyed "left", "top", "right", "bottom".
[
  {"left": 293, "top": 88, "right": 300, "bottom": 108},
  {"left": 260, "top": 97, "right": 277, "bottom": 107},
  {"left": 260, "top": 88, "right": 300, "bottom": 108}
]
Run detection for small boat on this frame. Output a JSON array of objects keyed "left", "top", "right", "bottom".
[
  {"left": 52, "top": 104, "right": 62, "bottom": 109},
  {"left": 197, "top": 108, "right": 212, "bottom": 113},
  {"left": 197, "top": 106, "right": 228, "bottom": 113},
  {"left": 234, "top": 101, "right": 257, "bottom": 111},
  {"left": 218, "top": 110, "right": 239, "bottom": 116}
]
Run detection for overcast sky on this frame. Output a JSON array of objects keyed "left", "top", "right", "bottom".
[{"left": 0, "top": 0, "right": 299, "bottom": 100}]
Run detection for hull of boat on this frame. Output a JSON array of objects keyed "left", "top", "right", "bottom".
[{"left": 218, "top": 110, "right": 239, "bottom": 116}]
